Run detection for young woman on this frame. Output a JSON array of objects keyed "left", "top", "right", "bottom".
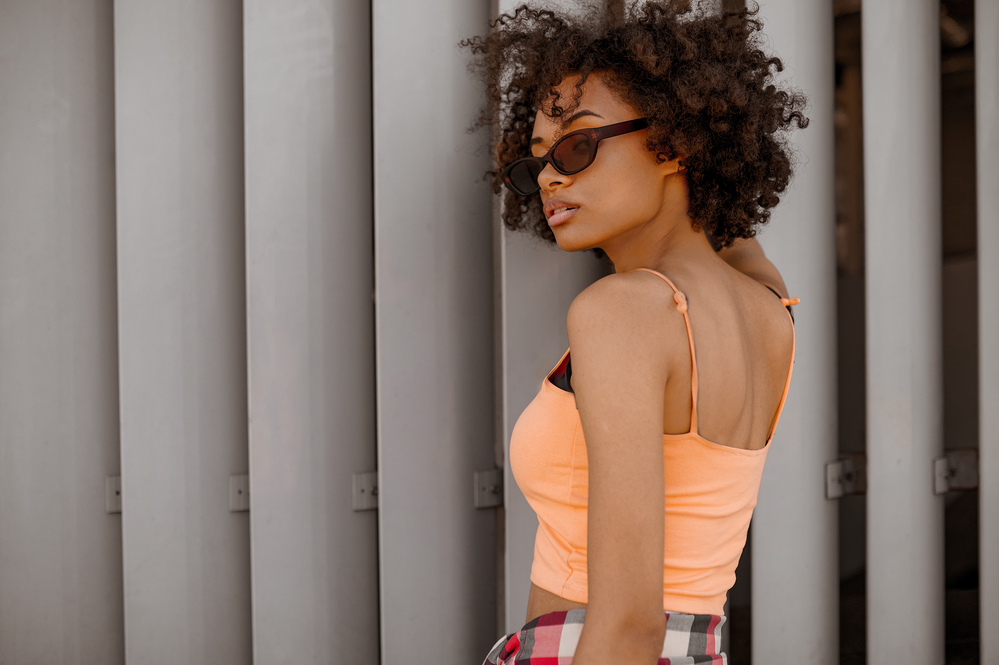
[{"left": 464, "top": 2, "right": 805, "bottom": 663}]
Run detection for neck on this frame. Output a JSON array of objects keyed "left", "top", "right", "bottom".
[{"left": 601, "top": 193, "right": 717, "bottom": 274}]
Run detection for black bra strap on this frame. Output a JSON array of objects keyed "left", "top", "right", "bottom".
[{"left": 764, "top": 284, "right": 795, "bottom": 323}]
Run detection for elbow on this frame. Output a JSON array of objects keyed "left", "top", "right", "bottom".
[
  {"left": 637, "top": 613, "right": 667, "bottom": 655},
  {"left": 596, "top": 610, "right": 667, "bottom": 659}
]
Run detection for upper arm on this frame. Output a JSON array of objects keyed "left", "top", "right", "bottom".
[{"left": 566, "top": 274, "right": 676, "bottom": 629}]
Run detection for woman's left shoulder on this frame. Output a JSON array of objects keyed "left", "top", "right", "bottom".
[
  {"left": 567, "top": 271, "right": 684, "bottom": 355},
  {"left": 570, "top": 271, "right": 675, "bottom": 317}
]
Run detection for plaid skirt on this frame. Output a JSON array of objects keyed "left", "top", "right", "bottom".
[{"left": 483, "top": 609, "right": 726, "bottom": 664}]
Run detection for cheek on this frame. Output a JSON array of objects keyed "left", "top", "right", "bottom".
[
  {"left": 587, "top": 161, "right": 666, "bottom": 222},
  {"left": 553, "top": 177, "right": 663, "bottom": 251}
]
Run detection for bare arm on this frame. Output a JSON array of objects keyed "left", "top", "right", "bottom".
[
  {"left": 715, "top": 237, "right": 790, "bottom": 299},
  {"left": 566, "top": 273, "right": 673, "bottom": 665}
]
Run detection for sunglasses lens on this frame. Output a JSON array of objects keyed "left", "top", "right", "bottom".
[
  {"left": 503, "top": 131, "right": 596, "bottom": 195},
  {"left": 552, "top": 133, "right": 593, "bottom": 173},
  {"left": 506, "top": 159, "right": 544, "bottom": 195}
]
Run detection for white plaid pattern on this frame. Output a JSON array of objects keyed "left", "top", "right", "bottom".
[{"left": 483, "top": 609, "right": 727, "bottom": 664}]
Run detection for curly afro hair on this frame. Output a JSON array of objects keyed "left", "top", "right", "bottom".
[{"left": 461, "top": 1, "right": 808, "bottom": 248}]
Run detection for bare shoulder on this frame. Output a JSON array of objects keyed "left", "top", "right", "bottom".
[
  {"left": 566, "top": 271, "right": 688, "bottom": 370},
  {"left": 725, "top": 267, "right": 796, "bottom": 372},
  {"left": 569, "top": 270, "right": 670, "bottom": 316},
  {"left": 568, "top": 271, "right": 678, "bottom": 331},
  {"left": 739, "top": 270, "right": 794, "bottom": 335}
]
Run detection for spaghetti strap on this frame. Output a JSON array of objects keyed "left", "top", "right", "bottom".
[
  {"left": 633, "top": 267, "right": 700, "bottom": 434},
  {"left": 765, "top": 307, "right": 796, "bottom": 442},
  {"left": 633, "top": 267, "right": 798, "bottom": 443}
]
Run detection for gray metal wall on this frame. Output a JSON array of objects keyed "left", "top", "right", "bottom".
[
  {"left": 752, "top": 1, "right": 839, "bottom": 662},
  {"left": 0, "top": 1, "right": 123, "bottom": 662},
  {"left": 372, "top": 0, "right": 499, "bottom": 660},
  {"left": 243, "top": 1, "right": 380, "bottom": 663},
  {"left": 977, "top": 0, "right": 999, "bottom": 660},
  {"left": 114, "top": 1, "right": 252, "bottom": 661},
  {"left": 2, "top": 0, "right": 500, "bottom": 661},
  {"left": 862, "top": 2, "right": 945, "bottom": 663},
  {"left": 2, "top": 1, "right": 995, "bottom": 664}
]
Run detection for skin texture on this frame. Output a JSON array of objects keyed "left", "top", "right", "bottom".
[{"left": 524, "top": 74, "right": 794, "bottom": 665}]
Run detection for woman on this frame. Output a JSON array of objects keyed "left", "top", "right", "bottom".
[{"left": 464, "top": 2, "right": 805, "bottom": 663}]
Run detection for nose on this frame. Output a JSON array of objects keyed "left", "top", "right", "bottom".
[{"left": 536, "top": 162, "right": 571, "bottom": 192}]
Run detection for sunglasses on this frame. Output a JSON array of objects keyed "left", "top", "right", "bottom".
[{"left": 501, "top": 118, "right": 649, "bottom": 196}]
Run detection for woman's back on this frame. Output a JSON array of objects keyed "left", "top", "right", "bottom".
[
  {"left": 653, "top": 257, "right": 796, "bottom": 450},
  {"left": 510, "top": 261, "right": 796, "bottom": 617}
]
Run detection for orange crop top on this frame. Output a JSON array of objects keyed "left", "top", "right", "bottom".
[{"left": 509, "top": 268, "right": 796, "bottom": 616}]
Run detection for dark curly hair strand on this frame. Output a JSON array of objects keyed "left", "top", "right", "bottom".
[{"left": 461, "top": 1, "right": 808, "bottom": 248}]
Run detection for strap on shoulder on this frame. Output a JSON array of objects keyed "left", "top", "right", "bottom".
[
  {"left": 634, "top": 268, "right": 798, "bottom": 443},
  {"left": 763, "top": 284, "right": 799, "bottom": 323},
  {"left": 632, "top": 268, "right": 700, "bottom": 434},
  {"left": 765, "top": 302, "right": 797, "bottom": 442}
]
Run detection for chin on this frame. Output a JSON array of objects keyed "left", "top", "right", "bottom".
[{"left": 551, "top": 226, "right": 600, "bottom": 253}]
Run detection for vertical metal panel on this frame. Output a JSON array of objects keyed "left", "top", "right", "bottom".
[
  {"left": 0, "top": 1, "right": 123, "bottom": 662},
  {"left": 114, "top": 2, "right": 251, "bottom": 663},
  {"left": 862, "top": 1, "right": 944, "bottom": 663},
  {"left": 497, "top": 233, "right": 607, "bottom": 633},
  {"left": 977, "top": 0, "right": 999, "bottom": 660},
  {"left": 243, "top": 2, "right": 379, "bottom": 663},
  {"left": 751, "top": 2, "right": 839, "bottom": 662},
  {"left": 372, "top": 0, "right": 496, "bottom": 661}
]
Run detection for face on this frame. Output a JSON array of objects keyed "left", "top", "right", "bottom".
[{"left": 530, "top": 74, "right": 683, "bottom": 254}]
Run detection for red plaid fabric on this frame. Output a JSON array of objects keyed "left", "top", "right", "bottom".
[{"left": 483, "top": 609, "right": 726, "bottom": 664}]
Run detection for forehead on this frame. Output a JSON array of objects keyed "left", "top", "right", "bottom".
[{"left": 532, "top": 73, "right": 634, "bottom": 139}]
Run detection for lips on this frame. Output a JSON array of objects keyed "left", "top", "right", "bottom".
[{"left": 544, "top": 198, "right": 579, "bottom": 228}]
